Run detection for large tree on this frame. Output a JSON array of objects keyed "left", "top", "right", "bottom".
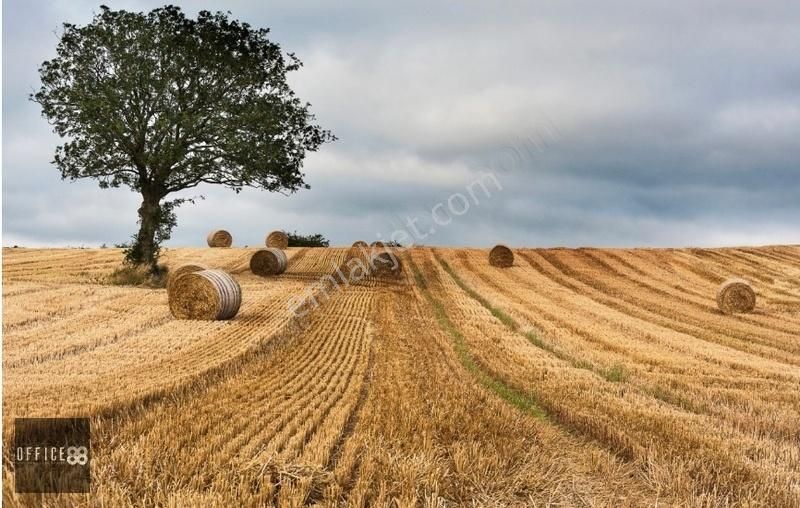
[{"left": 33, "top": 5, "right": 333, "bottom": 271}]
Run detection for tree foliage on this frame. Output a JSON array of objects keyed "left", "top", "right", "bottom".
[{"left": 33, "top": 5, "right": 334, "bottom": 269}]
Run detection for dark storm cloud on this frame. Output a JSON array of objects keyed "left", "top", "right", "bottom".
[{"left": 3, "top": 0, "right": 799, "bottom": 247}]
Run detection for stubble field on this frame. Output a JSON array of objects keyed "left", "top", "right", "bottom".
[{"left": 2, "top": 245, "right": 800, "bottom": 507}]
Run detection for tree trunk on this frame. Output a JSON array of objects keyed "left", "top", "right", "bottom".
[{"left": 134, "top": 192, "right": 162, "bottom": 272}]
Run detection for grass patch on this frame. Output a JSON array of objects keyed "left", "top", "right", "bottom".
[
  {"left": 107, "top": 264, "right": 168, "bottom": 288},
  {"left": 602, "top": 363, "right": 630, "bottom": 383},
  {"left": 434, "top": 252, "right": 572, "bottom": 361},
  {"left": 649, "top": 385, "right": 705, "bottom": 413},
  {"left": 431, "top": 252, "right": 616, "bottom": 380},
  {"left": 431, "top": 251, "right": 646, "bottom": 391},
  {"left": 411, "top": 264, "right": 428, "bottom": 290},
  {"left": 435, "top": 255, "right": 519, "bottom": 331},
  {"left": 407, "top": 255, "right": 548, "bottom": 420},
  {"left": 523, "top": 330, "right": 548, "bottom": 350}
]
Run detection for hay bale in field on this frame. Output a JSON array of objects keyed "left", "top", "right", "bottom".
[
  {"left": 371, "top": 251, "right": 402, "bottom": 277},
  {"left": 207, "top": 230, "right": 233, "bottom": 248},
  {"left": 166, "top": 263, "right": 207, "bottom": 293},
  {"left": 266, "top": 230, "right": 289, "bottom": 249},
  {"left": 371, "top": 241, "right": 385, "bottom": 248},
  {"left": 250, "top": 248, "right": 288, "bottom": 276},
  {"left": 489, "top": 245, "right": 514, "bottom": 268},
  {"left": 168, "top": 269, "right": 242, "bottom": 320},
  {"left": 352, "top": 240, "right": 368, "bottom": 248},
  {"left": 717, "top": 278, "right": 756, "bottom": 314}
]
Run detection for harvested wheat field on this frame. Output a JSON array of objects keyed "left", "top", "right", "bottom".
[{"left": 3, "top": 245, "right": 800, "bottom": 506}]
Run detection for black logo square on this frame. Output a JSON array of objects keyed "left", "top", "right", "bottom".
[{"left": 14, "top": 418, "right": 91, "bottom": 493}]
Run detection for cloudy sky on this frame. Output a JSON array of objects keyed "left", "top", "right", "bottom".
[{"left": 3, "top": 0, "right": 799, "bottom": 248}]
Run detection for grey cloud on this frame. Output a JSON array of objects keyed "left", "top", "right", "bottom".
[{"left": 3, "top": 0, "right": 799, "bottom": 248}]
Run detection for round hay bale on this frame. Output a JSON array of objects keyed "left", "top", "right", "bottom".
[
  {"left": 489, "top": 245, "right": 514, "bottom": 268},
  {"left": 207, "top": 230, "right": 233, "bottom": 248},
  {"left": 250, "top": 248, "right": 288, "bottom": 276},
  {"left": 371, "top": 252, "right": 402, "bottom": 277},
  {"left": 168, "top": 269, "right": 242, "bottom": 320},
  {"left": 352, "top": 240, "right": 368, "bottom": 248},
  {"left": 717, "top": 278, "right": 756, "bottom": 314},
  {"left": 371, "top": 241, "right": 385, "bottom": 248},
  {"left": 266, "top": 230, "right": 289, "bottom": 249},
  {"left": 166, "top": 263, "right": 208, "bottom": 294}
]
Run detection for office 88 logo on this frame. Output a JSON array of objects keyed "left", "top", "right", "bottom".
[{"left": 14, "top": 418, "right": 91, "bottom": 493}]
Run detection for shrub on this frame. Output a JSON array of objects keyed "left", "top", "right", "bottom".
[
  {"left": 107, "top": 264, "right": 168, "bottom": 288},
  {"left": 287, "top": 231, "right": 330, "bottom": 247}
]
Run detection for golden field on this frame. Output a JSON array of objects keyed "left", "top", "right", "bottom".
[{"left": 2, "top": 245, "right": 800, "bottom": 507}]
